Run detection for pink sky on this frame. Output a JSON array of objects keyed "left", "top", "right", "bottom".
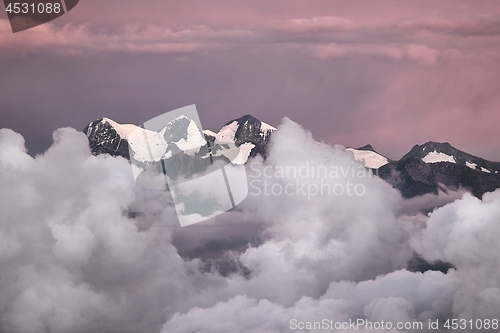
[{"left": 1, "top": 0, "right": 499, "bottom": 160}]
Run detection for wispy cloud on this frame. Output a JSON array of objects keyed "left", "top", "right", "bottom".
[
  {"left": 2, "top": 12, "right": 500, "bottom": 62},
  {"left": 400, "top": 15, "right": 500, "bottom": 36},
  {"left": 272, "top": 16, "right": 358, "bottom": 34}
]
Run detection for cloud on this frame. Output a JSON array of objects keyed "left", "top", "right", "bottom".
[
  {"left": 3, "top": 11, "right": 499, "bottom": 64},
  {"left": 405, "top": 44, "right": 440, "bottom": 65},
  {"left": 312, "top": 43, "right": 348, "bottom": 60},
  {"left": 161, "top": 270, "right": 457, "bottom": 333},
  {"left": 310, "top": 43, "right": 441, "bottom": 64},
  {"left": 306, "top": 42, "right": 443, "bottom": 65},
  {"left": 398, "top": 188, "right": 468, "bottom": 215},
  {"left": 0, "top": 127, "right": 228, "bottom": 333},
  {"left": 272, "top": 16, "right": 358, "bottom": 34},
  {"left": 0, "top": 118, "right": 499, "bottom": 332},
  {"left": 161, "top": 295, "right": 347, "bottom": 333},
  {"left": 400, "top": 15, "right": 500, "bottom": 37},
  {"left": 412, "top": 190, "right": 500, "bottom": 320},
  {"left": 0, "top": 20, "right": 205, "bottom": 55}
]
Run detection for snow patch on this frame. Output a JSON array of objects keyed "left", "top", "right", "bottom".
[
  {"left": 422, "top": 151, "right": 456, "bottom": 164},
  {"left": 172, "top": 119, "right": 206, "bottom": 156},
  {"left": 215, "top": 121, "right": 239, "bottom": 143},
  {"left": 128, "top": 128, "right": 167, "bottom": 162},
  {"left": 260, "top": 122, "right": 276, "bottom": 132},
  {"left": 464, "top": 161, "right": 492, "bottom": 174},
  {"left": 203, "top": 129, "right": 216, "bottom": 137},
  {"left": 347, "top": 148, "right": 388, "bottom": 169},
  {"left": 465, "top": 161, "right": 477, "bottom": 170},
  {"left": 233, "top": 142, "right": 255, "bottom": 165},
  {"left": 101, "top": 118, "right": 138, "bottom": 138}
]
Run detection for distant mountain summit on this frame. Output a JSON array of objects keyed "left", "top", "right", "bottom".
[
  {"left": 357, "top": 144, "right": 376, "bottom": 152},
  {"left": 216, "top": 115, "right": 275, "bottom": 158},
  {"left": 401, "top": 141, "right": 500, "bottom": 174},
  {"left": 84, "top": 118, "right": 132, "bottom": 159},
  {"left": 402, "top": 142, "right": 456, "bottom": 160},
  {"left": 378, "top": 141, "right": 500, "bottom": 198}
]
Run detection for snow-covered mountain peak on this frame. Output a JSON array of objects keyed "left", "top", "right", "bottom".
[
  {"left": 346, "top": 144, "right": 389, "bottom": 169},
  {"left": 156, "top": 116, "right": 206, "bottom": 157},
  {"left": 218, "top": 115, "right": 276, "bottom": 140},
  {"left": 98, "top": 118, "right": 140, "bottom": 138},
  {"left": 213, "top": 115, "right": 275, "bottom": 160},
  {"left": 405, "top": 142, "right": 455, "bottom": 158},
  {"left": 401, "top": 141, "right": 499, "bottom": 173},
  {"left": 357, "top": 144, "right": 376, "bottom": 152}
]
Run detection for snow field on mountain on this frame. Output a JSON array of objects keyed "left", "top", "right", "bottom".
[
  {"left": 346, "top": 148, "right": 389, "bottom": 169},
  {"left": 422, "top": 151, "right": 456, "bottom": 164}
]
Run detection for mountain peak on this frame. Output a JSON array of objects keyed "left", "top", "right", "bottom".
[
  {"left": 421, "top": 141, "right": 453, "bottom": 149},
  {"left": 347, "top": 144, "right": 389, "bottom": 169},
  {"left": 423, "top": 141, "right": 449, "bottom": 145},
  {"left": 403, "top": 141, "right": 456, "bottom": 160},
  {"left": 357, "top": 144, "right": 375, "bottom": 152},
  {"left": 215, "top": 114, "right": 275, "bottom": 158},
  {"left": 83, "top": 117, "right": 132, "bottom": 158},
  {"left": 399, "top": 141, "right": 500, "bottom": 174},
  {"left": 237, "top": 114, "right": 259, "bottom": 123},
  {"left": 223, "top": 114, "right": 259, "bottom": 127}
]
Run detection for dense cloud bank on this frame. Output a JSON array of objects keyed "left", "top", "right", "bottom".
[{"left": 0, "top": 120, "right": 498, "bottom": 333}]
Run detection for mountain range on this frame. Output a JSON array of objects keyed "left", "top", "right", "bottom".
[{"left": 84, "top": 115, "right": 500, "bottom": 199}]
